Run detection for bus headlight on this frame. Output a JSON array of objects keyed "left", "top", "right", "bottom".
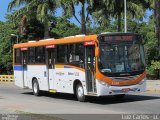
[
  {"left": 98, "top": 80, "right": 110, "bottom": 87},
  {"left": 138, "top": 79, "right": 145, "bottom": 85}
]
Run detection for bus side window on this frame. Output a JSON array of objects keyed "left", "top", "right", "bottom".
[
  {"left": 15, "top": 49, "right": 21, "bottom": 64},
  {"left": 35, "top": 47, "right": 45, "bottom": 64},
  {"left": 68, "top": 43, "right": 84, "bottom": 68},
  {"left": 57, "top": 45, "right": 68, "bottom": 63},
  {"left": 28, "top": 47, "right": 35, "bottom": 64}
]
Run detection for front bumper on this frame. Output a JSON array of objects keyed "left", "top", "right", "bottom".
[{"left": 96, "top": 79, "right": 146, "bottom": 96}]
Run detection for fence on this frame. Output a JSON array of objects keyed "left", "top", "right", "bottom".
[{"left": 0, "top": 75, "right": 14, "bottom": 82}]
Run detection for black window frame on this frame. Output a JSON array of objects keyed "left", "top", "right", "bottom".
[
  {"left": 14, "top": 48, "right": 21, "bottom": 64},
  {"left": 56, "top": 43, "right": 85, "bottom": 68},
  {"left": 28, "top": 47, "right": 36, "bottom": 64},
  {"left": 35, "top": 46, "right": 46, "bottom": 64}
]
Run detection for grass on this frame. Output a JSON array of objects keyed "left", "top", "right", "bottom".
[{"left": 15, "top": 111, "right": 65, "bottom": 120}]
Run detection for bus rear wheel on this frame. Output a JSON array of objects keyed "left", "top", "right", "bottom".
[
  {"left": 76, "top": 83, "right": 86, "bottom": 102},
  {"left": 32, "top": 79, "right": 41, "bottom": 96}
]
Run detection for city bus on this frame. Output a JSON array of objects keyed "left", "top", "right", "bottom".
[{"left": 13, "top": 32, "right": 146, "bottom": 102}]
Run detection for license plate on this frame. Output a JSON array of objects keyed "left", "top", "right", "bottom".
[{"left": 122, "top": 88, "right": 130, "bottom": 93}]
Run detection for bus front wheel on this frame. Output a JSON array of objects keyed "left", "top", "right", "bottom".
[
  {"left": 32, "top": 79, "right": 41, "bottom": 96},
  {"left": 76, "top": 83, "right": 86, "bottom": 102}
]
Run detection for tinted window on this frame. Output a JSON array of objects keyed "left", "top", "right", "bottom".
[
  {"left": 28, "top": 47, "right": 35, "bottom": 64},
  {"left": 35, "top": 47, "right": 45, "bottom": 64},
  {"left": 57, "top": 45, "right": 68, "bottom": 63},
  {"left": 56, "top": 43, "right": 84, "bottom": 68},
  {"left": 15, "top": 49, "right": 21, "bottom": 64}
]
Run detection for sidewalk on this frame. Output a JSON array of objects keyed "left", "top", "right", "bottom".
[{"left": 146, "top": 80, "right": 160, "bottom": 92}]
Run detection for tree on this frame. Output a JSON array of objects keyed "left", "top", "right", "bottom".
[
  {"left": 50, "top": 17, "right": 80, "bottom": 38},
  {"left": 8, "top": 0, "right": 57, "bottom": 38},
  {"left": 21, "top": 18, "right": 44, "bottom": 42},
  {"left": 90, "top": 0, "right": 152, "bottom": 32},
  {"left": 58, "top": 0, "right": 94, "bottom": 34},
  {"left": 0, "top": 20, "right": 18, "bottom": 74}
]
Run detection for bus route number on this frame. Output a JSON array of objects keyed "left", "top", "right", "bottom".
[{"left": 74, "top": 72, "right": 79, "bottom": 76}]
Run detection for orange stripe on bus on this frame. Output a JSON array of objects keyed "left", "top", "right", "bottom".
[{"left": 13, "top": 35, "right": 97, "bottom": 48}]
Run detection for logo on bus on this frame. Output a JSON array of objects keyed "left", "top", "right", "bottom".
[{"left": 56, "top": 72, "right": 64, "bottom": 76}]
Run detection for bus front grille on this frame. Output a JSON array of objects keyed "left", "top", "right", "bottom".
[{"left": 110, "top": 75, "right": 139, "bottom": 81}]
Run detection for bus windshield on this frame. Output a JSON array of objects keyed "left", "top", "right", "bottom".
[{"left": 98, "top": 34, "right": 145, "bottom": 77}]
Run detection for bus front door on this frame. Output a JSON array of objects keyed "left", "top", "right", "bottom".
[
  {"left": 85, "top": 46, "right": 96, "bottom": 93},
  {"left": 47, "top": 48, "right": 56, "bottom": 90},
  {"left": 21, "top": 50, "right": 28, "bottom": 88}
]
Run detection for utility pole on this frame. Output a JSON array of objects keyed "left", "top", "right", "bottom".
[{"left": 124, "top": 0, "right": 127, "bottom": 33}]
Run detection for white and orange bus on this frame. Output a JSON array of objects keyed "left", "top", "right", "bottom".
[{"left": 13, "top": 32, "right": 146, "bottom": 102}]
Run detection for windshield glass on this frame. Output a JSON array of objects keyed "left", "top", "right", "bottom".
[{"left": 99, "top": 35, "right": 145, "bottom": 76}]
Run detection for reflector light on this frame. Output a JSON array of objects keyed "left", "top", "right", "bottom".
[
  {"left": 84, "top": 41, "right": 95, "bottom": 46},
  {"left": 46, "top": 45, "right": 56, "bottom": 48},
  {"left": 21, "top": 48, "right": 28, "bottom": 51}
]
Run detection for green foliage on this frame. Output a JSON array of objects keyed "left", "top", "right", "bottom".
[
  {"left": 139, "top": 16, "right": 157, "bottom": 65},
  {"left": 151, "top": 61, "right": 160, "bottom": 70},
  {"left": 147, "top": 61, "right": 160, "bottom": 79},
  {"left": 147, "top": 65, "right": 156, "bottom": 79},
  {"left": 21, "top": 18, "right": 44, "bottom": 41},
  {"left": 8, "top": 0, "right": 58, "bottom": 38},
  {"left": 0, "top": 21, "right": 18, "bottom": 74},
  {"left": 90, "top": 0, "right": 152, "bottom": 31},
  {"left": 50, "top": 17, "right": 80, "bottom": 38}
]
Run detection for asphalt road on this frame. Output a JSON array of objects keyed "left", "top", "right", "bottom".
[{"left": 0, "top": 83, "right": 160, "bottom": 120}]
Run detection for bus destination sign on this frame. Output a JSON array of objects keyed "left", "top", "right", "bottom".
[{"left": 103, "top": 35, "right": 134, "bottom": 43}]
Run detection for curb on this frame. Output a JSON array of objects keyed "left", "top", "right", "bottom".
[
  {"left": 0, "top": 80, "right": 14, "bottom": 82},
  {"left": 0, "top": 75, "right": 14, "bottom": 83},
  {"left": 146, "top": 90, "right": 160, "bottom": 93}
]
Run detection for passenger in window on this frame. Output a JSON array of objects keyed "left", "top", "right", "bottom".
[{"left": 36, "top": 56, "right": 41, "bottom": 63}]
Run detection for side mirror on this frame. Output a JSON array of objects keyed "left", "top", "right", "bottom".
[{"left": 95, "top": 47, "right": 99, "bottom": 57}]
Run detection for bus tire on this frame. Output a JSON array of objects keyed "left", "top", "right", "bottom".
[
  {"left": 32, "top": 79, "right": 41, "bottom": 96},
  {"left": 114, "top": 94, "right": 125, "bottom": 99},
  {"left": 76, "top": 83, "right": 86, "bottom": 102}
]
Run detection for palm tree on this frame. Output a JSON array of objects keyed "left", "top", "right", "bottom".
[
  {"left": 91, "top": 0, "right": 152, "bottom": 32},
  {"left": 8, "top": 0, "right": 57, "bottom": 38},
  {"left": 58, "top": 0, "right": 94, "bottom": 34}
]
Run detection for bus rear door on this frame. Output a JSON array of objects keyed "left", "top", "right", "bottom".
[{"left": 21, "top": 48, "right": 28, "bottom": 88}]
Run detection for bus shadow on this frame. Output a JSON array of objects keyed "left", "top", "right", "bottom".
[
  {"left": 22, "top": 91, "right": 77, "bottom": 101},
  {"left": 87, "top": 94, "right": 160, "bottom": 105},
  {"left": 22, "top": 91, "right": 160, "bottom": 105}
]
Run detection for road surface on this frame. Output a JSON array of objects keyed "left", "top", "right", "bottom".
[{"left": 0, "top": 83, "right": 160, "bottom": 120}]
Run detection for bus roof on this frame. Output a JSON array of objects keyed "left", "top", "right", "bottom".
[
  {"left": 99, "top": 32, "right": 139, "bottom": 36},
  {"left": 13, "top": 35, "right": 97, "bottom": 48}
]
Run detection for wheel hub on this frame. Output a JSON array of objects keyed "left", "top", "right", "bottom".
[
  {"left": 33, "top": 83, "right": 38, "bottom": 93},
  {"left": 77, "top": 86, "right": 83, "bottom": 97}
]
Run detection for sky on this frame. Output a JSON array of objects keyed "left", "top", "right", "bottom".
[{"left": 0, "top": 0, "right": 12, "bottom": 21}]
